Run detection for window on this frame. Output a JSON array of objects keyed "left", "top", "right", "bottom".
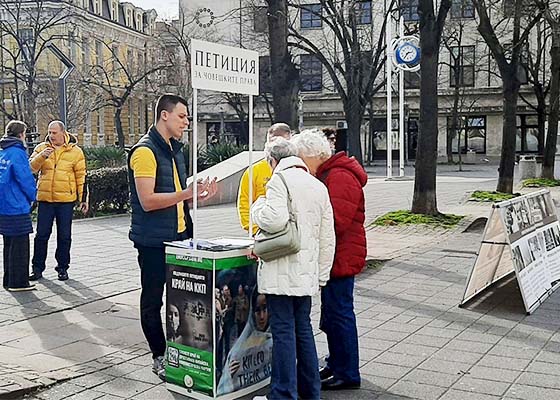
[
  {"left": 259, "top": 56, "right": 272, "bottom": 94},
  {"left": 300, "top": 54, "right": 322, "bottom": 92},
  {"left": 301, "top": 4, "right": 322, "bottom": 28},
  {"left": 17, "top": 28, "right": 33, "bottom": 58},
  {"left": 254, "top": 6, "right": 268, "bottom": 32},
  {"left": 95, "top": 40, "right": 103, "bottom": 66},
  {"left": 404, "top": 71, "right": 420, "bottom": 89},
  {"left": 450, "top": 46, "right": 475, "bottom": 87},
  {"left": 353, "top": 1, "right": 372, "bottom": 25},
  {"left": 401, "top": 0, "right": 419, "bottom": 22},
  {"left": 447, "top": 116, "right": 486, "bottom": 153},
  {"left": 451, "top": 0, "right": 474, "bottom": 18},
  {"left": 516, "top": 115, "right": 539, "bottom": 153}
]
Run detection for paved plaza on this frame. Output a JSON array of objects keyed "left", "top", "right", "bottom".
[{"left": 1, "top": 164, "right": 560, "bottom": 399}]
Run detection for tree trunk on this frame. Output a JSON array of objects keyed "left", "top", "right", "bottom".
[
  {"left": 542, "top": 29, "right": 560, "bottom": 179},
  {"left": 344, "top": 90, "right": 364, "bottom": 164},
  {"left": 412, "top": 21, "right": 440, "bottom": 215},
  {"left": 536, "top": 94, "right": 546, "bottom": 156},
  {"left": 497, "top": 75, "right": 520, "bottom": 193},
  {"left": 266, "top": 0, "right": 299, "bottom": 129},
  {"left": 115, "top": 108, "right": 124, "bottom": 149}
]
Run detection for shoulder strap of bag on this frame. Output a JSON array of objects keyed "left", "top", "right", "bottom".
[{"left": 276, "top": 172, "right": 296, "bottom": 222}]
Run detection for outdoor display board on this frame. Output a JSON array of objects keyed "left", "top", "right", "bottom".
[
  {"left": 461, "top": 189, "right": 560, "bottom": 314},
  {"left": 165, "top": 239, "right": 272, "bottom": 400}
]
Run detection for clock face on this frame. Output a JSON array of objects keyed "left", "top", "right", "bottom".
[{"left": 398, "top": 44, "right": 418, "bottom": 63}]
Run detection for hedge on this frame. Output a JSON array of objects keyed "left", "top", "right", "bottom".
[{"left": 86, "top": 166, "right": 129, "bottom": 217}]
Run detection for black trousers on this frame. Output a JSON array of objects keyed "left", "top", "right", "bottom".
[
  {"left": 3, "top": 235, "right": 31, "bottom": 289},
  {"left": 135, "top": 244, "right": 167, "bottom": 359}
]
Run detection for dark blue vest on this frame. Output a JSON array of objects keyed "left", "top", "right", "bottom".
[{"left": 128, "top": 126, "right": 193, "bottom": 247}]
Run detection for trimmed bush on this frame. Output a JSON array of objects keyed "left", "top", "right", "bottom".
[
  {"left": 470, "top": 190, "right": 519, "bottom": 202},
  {"left": 84, "top": 146, "right": 127, "bottom": 170},
  {"left": 86, "top": 166, "right": 129, "bottom": 217},
  {"left": 372, "top": 210, "right": 464, "bottom": 228},
  {"left": 199, "top": 143, "right": 248, "bottom": 171},
  {"left": 522, "top": 178, "right": 560, "bottom": 188}
]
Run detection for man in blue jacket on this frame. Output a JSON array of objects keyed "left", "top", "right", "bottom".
[{"left": 0, "top": 120, "right": 38, "bottom": 291}]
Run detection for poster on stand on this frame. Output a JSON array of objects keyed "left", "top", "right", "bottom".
[{"left": 461, "top": 189, "right": 560, "bottom": 314}]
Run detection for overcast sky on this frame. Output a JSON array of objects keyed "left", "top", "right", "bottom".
[{"left": 132, "top": 0, "right": 179, "bottom": 20}]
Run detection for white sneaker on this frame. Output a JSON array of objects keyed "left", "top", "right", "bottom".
[
  {"left": 253, "top": 396, "right": 267, "bottom": 400},
  {"left": 152, "top": 356, "right": 166, "bottom": 381}
]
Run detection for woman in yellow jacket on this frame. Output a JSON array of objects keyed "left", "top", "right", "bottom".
[{"left": 29, "top": 121, "right": 87, "bottom": 282}]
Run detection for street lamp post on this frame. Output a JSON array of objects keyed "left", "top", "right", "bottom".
[{"left": 47, "top": 43, "right": 75, "bottom": 126}]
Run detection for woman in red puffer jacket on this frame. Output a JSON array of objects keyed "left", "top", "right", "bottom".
[{"left": 293, "top": 129, "right": 367, "bottom": 391}]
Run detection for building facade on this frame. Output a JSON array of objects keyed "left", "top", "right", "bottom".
[
  {"left": 178, "top": 0, "right": 558, "bottom": 162},
  {"left": 0, "top": 0, "right": 160, "bottom": 147}
]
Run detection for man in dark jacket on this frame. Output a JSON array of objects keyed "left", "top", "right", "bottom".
[
  {"left": 294, "top": 129, "right": 367, "bottom": 391},
  {"left": 0, "top": 120, "right": 37, "bottom": 291},
  {"left": 128, "top": 94, "right": 217, "bottom": 380}
]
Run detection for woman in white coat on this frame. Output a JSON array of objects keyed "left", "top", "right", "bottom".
[{"left": 251, "top": 138, "right": 335, "bottom": 400}]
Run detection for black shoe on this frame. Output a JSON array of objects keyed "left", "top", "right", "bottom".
[
  {"left": 29, "top": 272, "right": 43, "bottom": 281},
  {"left": 57, "top": 271, "right": 69, "bottom": 281},
  {"left": 319, "top": 366, "right": 333, "bottom": 381},
  {"left": 321, "top": 377, "right": 361, "bottom": 391}
]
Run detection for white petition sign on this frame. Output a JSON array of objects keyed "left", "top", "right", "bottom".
[{"left": 191, "top": 39, "right": 259, "bottom": 95}]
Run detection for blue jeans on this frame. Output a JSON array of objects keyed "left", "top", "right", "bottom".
[
  {"left": 32, "top": 202, "right": 74, "bottom": 273},
  {"left": 320, "top": 276, "right": 360, "bottom": 384},
  {"left": 267, "top": 295, "right": 320, "bottom": 400}
]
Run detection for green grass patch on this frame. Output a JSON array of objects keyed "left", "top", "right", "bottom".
[
  {"left": 372, "top": 210, "right": 464, "bottom": 228},
  {"left": 522, "top": 178, "right": 560, "bottom": 188},
  {"left": 470, "top": 190, "right": 519, "bottom": 202}
]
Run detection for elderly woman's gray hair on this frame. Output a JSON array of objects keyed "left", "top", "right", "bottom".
[
  {"left": 265, "top": 137, "right": 298, "bottom": 162},
  {"left": 292, "top": 129, "right": 332, "bottom": 160}
]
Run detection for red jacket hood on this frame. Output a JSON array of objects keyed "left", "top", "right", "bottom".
[{"left": 317, "top": 152, "right": 368, "bottom": 187}]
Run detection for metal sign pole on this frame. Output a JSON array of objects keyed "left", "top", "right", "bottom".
[
  {"left": 399, "top": 15, "right": 405, "bottom": 177},
  {"left": 47, "top": 43, "right": 75, "bottom": 126},
  {"left": 386, "top": 6, "right": 393, "bottom": 179},
  {"left": 248, "top": 95, "right": 254, "bottom": 237},
  {"left": 193, "top": 88, "right": 198, "bottom": 246}
]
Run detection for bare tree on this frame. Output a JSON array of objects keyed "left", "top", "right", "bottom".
[
  {"left": 81, "top": 41, "right": 166, "bottom": 148},
  {"left": 411, "top": 0, "right": 452, "bottom": 215},
  {"left": 473, "top": 0, "right": 544, "bottom": 193},
  {"left": 0, "top": 0, "right": 75, "bottom": 128},
  {"left": 541, "top": 0, "right": 560, "bottom": 178},
  {"left": 287, "top": 0, "right": 392, "bottom": 164}
]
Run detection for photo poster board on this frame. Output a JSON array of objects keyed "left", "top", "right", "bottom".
[
  {"left": 461, "top": 189, "right": 560, "bottom": 314},
  {"left": 165, "top": 245, "right": 272, "bottom": 400}
]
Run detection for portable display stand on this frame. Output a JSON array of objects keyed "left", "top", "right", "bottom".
[{"left": 165, "top": 40, "right": 269, "bottom": 399}]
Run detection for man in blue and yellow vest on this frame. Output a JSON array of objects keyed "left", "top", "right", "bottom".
[
  {"left": 128, "top": 94, "right": 217, "bottom": 380},
  {"left": 237, "top": 123, "right": 291, "bottom": 234}
]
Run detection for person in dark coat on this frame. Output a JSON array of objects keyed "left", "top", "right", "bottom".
[
  {"left": 293, "top": 129, "right": 367, "bottom": 391},
  {"left": 0, "top": 120, "right": 38, "bottom": 292}
]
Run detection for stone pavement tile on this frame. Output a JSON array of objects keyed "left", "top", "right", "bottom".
[
  {"left": 487, "top": 344, "right": 541, "bottom": 360},
  {"left": 452, "top": 376, "right": 511, "bottom": 396},
  {"left": 4, "top": 333, "right": 79, "bottom": 353},
  {"left": 34, "top": 382, "right": 86, "bottom": 400},
  {"left": 359, "top": 337, "right": 398, "bottom": 351},
  {"left": 15, "top": 353, "right": 79, "bottom": 372},
  {"left": 466, "top": 365, "right": 521, "bottom": 383},
  {"left": 129, "top": 384, "right": 175, "bottom": 400},
  {"left": 438, "top": 389, "right": 502, "bottom": 400},
  {"left": 476, "top": 354, "right": 532, "bottom": 371},
  {"left": 93, "top": 377, "right": 152, "bottom": 398},
  {"left": 387, "top": 381, "right": 447, "bottom": 400},
  {"left": 455, "top": 330, "right": 503, "bottom": 344},
  {"left": 389, "top": 343, "right": 439, "bottom": 358},
  {"left": 101, "top": 363, "right": 143, "bottom": 378},
  {"left": 364, "top": 329, "right": 411, "bottom": 342},
  {"left": 60, "top": 391, "right": 106, "bottom": 400},
  {"left": 414, "top": 326, "right": 460, "bottom": 339},
  {"left": 375, "top": 394, "right": 413, "bottom": 400},
  {"left": 526, "top": 360, "right": 560, "bottom": 376},
  {"left": 373, "top": 351, "right": 427, "bottom": 368},
  {"left": 70, "top": 372, "right": 114, "bottom": 389},
  {"left": 359, "top": 348, "right": 385, "bottom": 367},
  {"left": 534, "top": 350, "right": 560, "bottom": 364},
  {"left": 515, "top": 371, "right": 560, "bottom": 389},
  {"left": 378, "top": 321, "right": 423, "bottom": 334},
  {"left": 505, "top": 383, "right": 560, "bottom": 400},
  {"left": 401, "top": 368, "right": 461, "bottom": 388},
  {"left": 47, "top": 342, "right": 120, "bottom": 364},
  {"left": 123, "top": 365, "right": 162, "bottom": 385},
  {"left": 322, "top": 389, "right": 383, "bottom": 400},
  {"left": 361, "top": 362, "right": 412, "bottom": 380},
  {"left": 417, "top": 359, "right": 471, "bottom": 375},
  {"left": 430, "top": 348, "right": 484, "bottom": 365},
  {"left": 443, "top": 339, "right": 494, "bottom": 354},
  {"left": 401, "top": 334, "right": 451, "bottom": 349}
]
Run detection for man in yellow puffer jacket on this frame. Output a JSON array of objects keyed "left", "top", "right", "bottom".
[
  {"left": 29, "top": 121, "right": 88, "bottom": 282},
  {"left": 237, "top": 123, "right": 291, "bottom": 234}
]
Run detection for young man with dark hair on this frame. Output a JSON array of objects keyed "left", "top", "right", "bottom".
[{"left": 128, "top": 94, "right": 217, "bottom": 380}]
